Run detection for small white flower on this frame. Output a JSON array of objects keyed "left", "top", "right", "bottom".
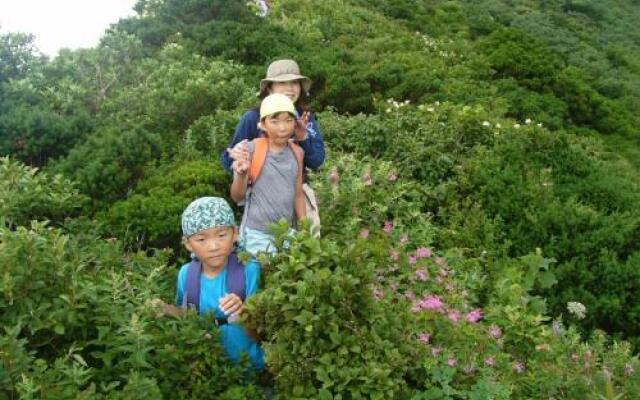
[
  {"left": 537, "top": 123, "right": 543, "bottom": 127},
  {"left": 525, "top": 118, "right": 532, "bottom": 124},
  {"left": 567, "top": 301, "right": 586, "bottom": 319},
  {"left": 482, "top": 121, "right": 491, "bottom": 127},
  {"left": 514, "top": 124, "right": 521, "bottom": 129},
  {"left": 404, "top": 99, "right": 410, "bottom": 105},
  {"left": 495, "top": 123, "right": 502, "bottom": 129},
  {"left": 386, "top": 108, "right": 391, "bottom": 113},
  {"left": 435, "top": 101, "right": 440, "bottom": 106},
  {"left": 427, "top": 107, "right": 435, "bottom": 112}
]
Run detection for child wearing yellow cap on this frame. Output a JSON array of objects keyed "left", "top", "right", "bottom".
[{"left": 230, "top": 93, "right": 306, "bottom": 255}]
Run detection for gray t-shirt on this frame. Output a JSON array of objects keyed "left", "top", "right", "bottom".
[{"left": 244, "top": 141, "right": 298, "bottom": 232}]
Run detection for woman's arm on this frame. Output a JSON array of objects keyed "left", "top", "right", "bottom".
[{"left": 296, "top": 114, "right": 325, "bottom": 170}]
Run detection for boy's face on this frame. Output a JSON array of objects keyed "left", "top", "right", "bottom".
[
  {"left": 262, "top": 112, "right": 296, "bottom": 145},
  {"left": 183, "top": 226, "right": 238, "bottom": 270},
  {"left": 269, "top": 80, "right": 301, "bottom": 103}
]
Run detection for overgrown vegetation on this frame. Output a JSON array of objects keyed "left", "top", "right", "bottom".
[{"left": 2, "top": 0, "right": 640, "bottom": 397}]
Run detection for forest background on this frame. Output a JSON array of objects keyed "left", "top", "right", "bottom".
[{"left": 2, "top": 0, "right": 640, "bottom": 398}]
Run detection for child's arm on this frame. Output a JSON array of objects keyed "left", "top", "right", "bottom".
[
  {"left": 230, "top": 160, "right": 250, "bottom": 204},
  {"left": 294, "top": 155, "right": 307, "bottom": 221},
  {"left": 221, "top": 110, "right": 259, "bottom": 172}
]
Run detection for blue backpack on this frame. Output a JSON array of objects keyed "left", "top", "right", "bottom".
[{"left": 182, "top": 251, "right": 246, "bottom": 314}]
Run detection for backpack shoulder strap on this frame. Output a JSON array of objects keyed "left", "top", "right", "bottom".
[
  {"left": 248, "top": 138, "right": 269, "bottom": 184},
  {"left": 289, "top": 141, "right": 304, "bottom": 171},
  {"left": 183, "top": 260, "right": 202, "bottom": 312},
  {"left": 225, "top": 251, "right": 246, "bottom": 301}
]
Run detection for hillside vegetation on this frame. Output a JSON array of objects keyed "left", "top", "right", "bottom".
[{"left": 1, "top": 0, "right": 640, "bottom": 398}]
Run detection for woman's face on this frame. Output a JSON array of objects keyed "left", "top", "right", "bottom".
[{"left": 269, "top": 80, "right": 301, "bottom": 103}]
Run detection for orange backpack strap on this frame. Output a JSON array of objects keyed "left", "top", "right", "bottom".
[
  {"left": 248, "top": 138, "right": 269, "bottom": 184},
  {"left": 289, "top": 141, "right": 304, "bottom": 172},
  {"left": 248, "top": 138, "right": 304, "bottom": 184}
]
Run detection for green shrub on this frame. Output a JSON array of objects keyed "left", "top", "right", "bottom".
[
  {"left": 0, "top": 157, "right": 86, "bottom": 228},
  {"left": 102, "top": 159, "right": 230, "bottom": 253}
]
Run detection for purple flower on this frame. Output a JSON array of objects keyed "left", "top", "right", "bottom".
[
  {"left": 408, "top": 254, "right": 417, "bottom": 265},
  {"left": 389, "top": 249, "right": 399, "bottom": 261},
  {"left": 383, "top": 220, "right": 393, "bottom": 234},
  {"left": 400, "top": 234, "right": 409, "bottom": 245},
  {"left": 360, "top": 229, "right": 369, "bottom": 238},
  {"left": 447, "top": 310, "right": 460, "bottom": 324},
  {"left": 484, "top": 356, "right": 496, "bottom": 367},
  {"left": 404, "top": 290, "right": 416, "bottom": 300},
  {"left": 447, "top": 357, "right": 457, "bottom": 367},
  {"left": 466, "top": 309, "right": 483, "bottom": 323},
  {"left": 488, "top": 324, "right": 502, "bottom": 339},
  {"left": 416, "top": 247, "right": 432, "bottom": 258},
  {"left": 388, "top": 171, "right": 398, "bottom": 182},
  {"left": 419, "top": 295, "right": 445, "bottom": 313},
  {"left": 418, "top": 332, "right": 431, "bottom": 344},
  {"left": 431, "top": 346, "right": 442, "bottom": 357},
  {"left": 512, "top": 362, "right": 525, "bottom": 374},
  {"left": 372, "top": 288, "right": 384, "bottom": 301},
  {"left": 415, "top": 268, "right": 428, "bottom": 281}
]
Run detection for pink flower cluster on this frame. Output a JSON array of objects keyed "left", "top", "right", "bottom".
[
  {"left": 413, "top": 295, "right": 445, "bottom": 313},
  {"left": 415, "top": 269, "right": 428, "bottom": 281},
  {"left": 466, "top": 309, "right": 483, "bottom": 323}
]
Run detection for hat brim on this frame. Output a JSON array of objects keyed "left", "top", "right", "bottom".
[{"left": 259, "top": 74, "right": 312, "bottom": 96}]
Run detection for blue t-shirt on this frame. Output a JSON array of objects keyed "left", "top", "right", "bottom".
[{"left": 175, "top": 258, "right": 264, "bottom": 370}]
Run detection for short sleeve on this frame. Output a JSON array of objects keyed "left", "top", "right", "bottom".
[
  {"left": 243, "top": 259, "right": 261, "bottom": 297},
  {"left": 175, "top": 263, "right": 189, "bottom": 306}
]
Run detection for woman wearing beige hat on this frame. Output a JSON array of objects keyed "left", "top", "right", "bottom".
[{"left": 221, "top": 59, "right": 325, "bottom": 236}]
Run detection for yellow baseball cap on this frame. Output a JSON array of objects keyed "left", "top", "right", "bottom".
[{"left": 259, "top": 93, "right": 296, "bottom": 119}]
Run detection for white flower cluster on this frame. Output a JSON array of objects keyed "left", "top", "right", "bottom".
[
  {"left": 418, "top": 101, "right": 440, "bottom": 113},
  {"left": 385, "top": 98, "right": 411, "bottom": 113},
  {"left": 417, "top": 32, "right": 440, "bottom": 51},
  {"left": 567, "top": 301, "right": 587, "bottom": 319}
]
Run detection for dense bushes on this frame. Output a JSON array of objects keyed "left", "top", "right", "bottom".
[
  {"left": 101, "top": 159, "right": 230, "bottom": 253},
  {"left": 0, "top": 157, "right": 86, "bottom": 227},
  {"left": 3, "top": 0, "right": 640, "bottom": 397}
]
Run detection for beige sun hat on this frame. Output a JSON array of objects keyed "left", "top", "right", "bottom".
[{"left": 259, "top": 59, "right": 312, "bottom": 96}]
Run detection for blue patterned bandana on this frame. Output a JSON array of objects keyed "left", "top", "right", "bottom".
[{"left": 181, "top": 197, "right": 236, "bottom": 237}]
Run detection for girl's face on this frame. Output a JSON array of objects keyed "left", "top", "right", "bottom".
[
  {"left": 262, "top": 112, "right": 296, "bottom": 145},
  {"left": 269, "top": 80, "right": 301, "bottom": 103}
]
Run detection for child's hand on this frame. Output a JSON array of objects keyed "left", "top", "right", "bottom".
[
  {"left": 294, "top": 111, "right": 310, "bottom": 141},
  {"left": 219, "top": 293, "right": 244, "bottom": 318},
  {"left": 228, "top": 140, "right": 250, "bottom": 163},
  {"left": 232, "top": 159, "right": 250, "bottom": 175}
]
